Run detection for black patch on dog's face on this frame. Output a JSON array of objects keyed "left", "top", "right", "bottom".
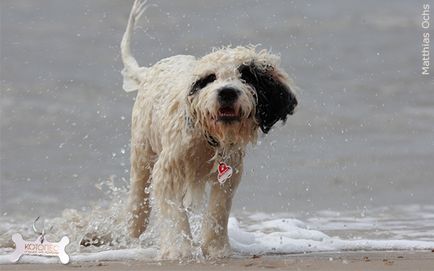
[
  {"left": 239, "top": 63, "right": 297, "bottom": 133},
  {"left": 189, "top": 73, "right": 217, "bottom": 96}
]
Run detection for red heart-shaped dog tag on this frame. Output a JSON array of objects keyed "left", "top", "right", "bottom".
[
  {"left": 217, "top": 162, "right": 233, "bottom": 184},
  {"left": 218, "top": 163, "right": 228, "bottom": 174}
]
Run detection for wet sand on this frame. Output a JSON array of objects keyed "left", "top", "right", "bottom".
[{"left": 2, "top": 251, "right": 434, "bottom": 271}]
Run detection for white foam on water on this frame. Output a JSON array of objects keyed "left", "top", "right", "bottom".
[{"left": 228, "top": 217, "right": 434, "bottom": 255}]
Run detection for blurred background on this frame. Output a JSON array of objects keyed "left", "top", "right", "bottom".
[{"left": 1, "top": 0, "right": 433, "bottom": 220}]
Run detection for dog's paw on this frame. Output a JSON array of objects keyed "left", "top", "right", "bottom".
[
  {"left": 160, "top": 240, "right": 193, "bottom": 260},
  {"left": 201, "top": 241, "right": 232, "bottom": 259},
  {"left": 80, "top": 232, "right": 112, "bottom": 247}
]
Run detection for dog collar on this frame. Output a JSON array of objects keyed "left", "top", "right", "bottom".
[
  {"left": 205, "top": 133, "right": 219, "bottom": 148},
  {"left": 185, "top": 112, "right": 219, "bottom": 148}
]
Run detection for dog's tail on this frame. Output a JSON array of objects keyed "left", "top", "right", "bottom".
[{"left": 120, "top": 0, "right": 149, "bottom": 92}]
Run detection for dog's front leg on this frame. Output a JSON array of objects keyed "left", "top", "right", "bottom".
[
  {"left": 153, "top": 156, "right": 193, "bottom": 260},
  {"left": 201, "top": 163, "right": 242, "bottom": 258}
]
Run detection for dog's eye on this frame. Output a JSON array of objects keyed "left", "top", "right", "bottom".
[
  {"left": 190, "top": 73, "right": 216, "bottom": 95},
  {"left": 239, "top": 64, "right": 257, "bottom": 86}
]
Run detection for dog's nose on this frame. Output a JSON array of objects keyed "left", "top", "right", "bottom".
[{"left": 218, "top": 87, "right": 239, "bottom": 105}]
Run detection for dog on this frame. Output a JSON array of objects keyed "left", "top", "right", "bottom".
[{"left": 121, "top": 0, "right": 297, "bottom": 259}]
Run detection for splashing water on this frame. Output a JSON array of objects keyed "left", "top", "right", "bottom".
[{"left": 0, "top": 176, "right": 137, "bottom": 254}]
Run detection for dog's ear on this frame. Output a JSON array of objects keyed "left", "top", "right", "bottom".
[{"left": 239, "top": 63, "right": 297, "bottom": 133}]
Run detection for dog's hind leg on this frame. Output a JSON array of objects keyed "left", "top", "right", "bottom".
[{"left": 128, "top": 140, "right": 155, "bottom": 238}]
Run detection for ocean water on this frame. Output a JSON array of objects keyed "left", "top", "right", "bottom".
[{"left": 1, "top": 0, "right": 434, "bottom": 263}]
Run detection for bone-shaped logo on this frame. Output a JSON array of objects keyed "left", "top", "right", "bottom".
[{"left": 9, "top": 233, "right": 70, "bottom": 264}]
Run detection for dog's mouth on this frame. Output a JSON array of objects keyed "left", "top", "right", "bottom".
[{"left": 217, "top": 107, "right": 240, "bottom": 123}]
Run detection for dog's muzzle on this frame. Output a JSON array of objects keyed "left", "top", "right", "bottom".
[{"left": 217, "top": 87, "right": 241, "bottom": 123}]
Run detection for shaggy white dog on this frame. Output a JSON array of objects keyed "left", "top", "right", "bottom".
[{"left": 121, "top": 0, "right": 297, "bottom": 259}]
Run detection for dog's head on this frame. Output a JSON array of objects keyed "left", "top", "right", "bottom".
[{"left": 187, "top": 46, "right": 297, "bottom": 147}]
